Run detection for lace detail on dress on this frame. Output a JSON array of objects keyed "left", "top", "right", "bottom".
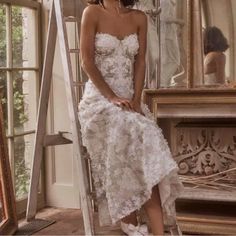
[
  {"left": 78, "top": 32, "right": 185, "bottom": 226},
  {"left": 92, "top": 33, "right": 139, "bottom": 99}
]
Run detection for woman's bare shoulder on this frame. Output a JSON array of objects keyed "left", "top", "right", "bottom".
[
  {"left": 215, "top": 52, "right": 226, "bottom": 64},
  {"left": 206, "top": 51, "right": 225, "bottom": 60},
  {"left": 206, "top": 52, "right": 225, "bottom": 67},
  {"left": 130, "top": 9, "right": 147, "bottom": 19},
  {"left": 82, "top": 4, "right": 102, "bottom": 19},
  {"left": 130, "top": 9, "right": 147, "bottom": 26}
]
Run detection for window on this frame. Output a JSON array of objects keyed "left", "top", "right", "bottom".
[{"left": 0, "top": 0, "right": 42, "bottom": 215}]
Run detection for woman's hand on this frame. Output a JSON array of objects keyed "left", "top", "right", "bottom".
[
  {"left": 109, "top": 96, "right": 144, "bottom": 115},
  {"left": 109, "top": 96, "right": 133, "bottom": 111}
]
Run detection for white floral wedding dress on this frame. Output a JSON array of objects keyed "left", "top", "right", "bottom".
[{"left": 78, "top": 32, "right": 185, "bottom": 227}]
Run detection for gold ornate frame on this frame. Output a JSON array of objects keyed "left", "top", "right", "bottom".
[{"left": 181, "top": 0, "right": 204, "bottom": 88}]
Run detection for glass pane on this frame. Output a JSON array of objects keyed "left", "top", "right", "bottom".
[
  {"left": 12, "top": 6, "right": 37, "bottom": 68},
  {"left": 0, "top": 71, "right": 7, "bottom": 128},
  {"left": 14, "top": 134, "right": 34, "bottom": 200},
  {"left": 0, "top": 4, "right": 6, "bottom": 67},
  {"left": 13, "top": 71, "right": 37, "bottom": 134},
  {"left": 160, "top": 0, "right": 188, "bottom": 88}
]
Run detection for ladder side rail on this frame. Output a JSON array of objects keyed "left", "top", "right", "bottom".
[
  {"left": 73, "top": 19, "right": 81, "bottom": 105},
  {"left": 26, "top": 2, "right": 57, "bottom": 221},
  {"left": 77, "top": 23, "right": 86, "bottom": 100},
  {"left": 74, "top": 19, "right": 93, "bottom": 207},
  {"left": 54, "top": 1, "right": 94, "bottom": 235},
  {"left": 76, "top": 18, "right": 96, "bottom": 211}
]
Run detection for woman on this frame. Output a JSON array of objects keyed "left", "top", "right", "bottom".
[
  {"left": 203, "top": 26, "right": 229, "bottom": 85},
  {"left": 78, "top": 0, "right": 184, "bottom": 235}
]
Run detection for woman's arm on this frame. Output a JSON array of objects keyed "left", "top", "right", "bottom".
[
  {"left": 131, "top": 11, "right": 147, "bottom": 113},
  {"left": 80, "top": 6, "right": 116, "bottom": 100},
  {"left": 80, "top": 6, "right": 132, "bottom": 109}
]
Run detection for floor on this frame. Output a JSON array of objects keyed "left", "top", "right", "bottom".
[
  {"left": 17, "top": 207, "right": 131, "bottom": 235},
  {"left": 17, "top": 200, "right": 236, "bottom": 235},
  {"left": 17, "top": 207, "right": 190, "bottom": 235}
]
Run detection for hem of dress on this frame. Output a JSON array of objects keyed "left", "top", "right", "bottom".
[{"left": 109, "top": 165, "right": 184, "bottom": 226}]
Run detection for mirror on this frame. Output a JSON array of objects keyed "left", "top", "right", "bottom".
[
  {"left": 139, "top": 0, "right": 236, "bottom": 90},
  {"left": 201, "top": 0, "right": 235, "bottom": 87}
]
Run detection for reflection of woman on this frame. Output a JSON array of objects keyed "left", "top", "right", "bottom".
[
  {"left": 204, "top": 26, "right": 229, "bottom": 85},
  {"left": 79, "top": 0, "right": 184, "bottom": 235}
]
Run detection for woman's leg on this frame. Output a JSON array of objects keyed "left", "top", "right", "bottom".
[
  {"left": 143, "top": 185, "right": 164, "bottom": 235},
  {"left": 121, "top": 211, "right": 138, "bottom": 226}
]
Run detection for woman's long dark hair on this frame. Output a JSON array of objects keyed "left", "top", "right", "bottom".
[
  {"left": 203, "top": 26, "right": 229, "bottom": 55},
  {"left": 87, "top": 0, "right": 138, "bottom": 7}
]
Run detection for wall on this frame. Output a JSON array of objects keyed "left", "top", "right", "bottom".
[{"left": 41, "top": 0, "right": 86, "bottom": 208}]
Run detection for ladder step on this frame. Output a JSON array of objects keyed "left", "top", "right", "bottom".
[
  {"left": 73, "top": 81, "right": 86, "bottom": 87},
  {"left": 69, "top": 48, "right": 80, "bottom": 53},
  {"left": 64, "top": 16, "right": 78, "bottom": 22},
  {"left": 44, "top": 132, "right": 72, "bottom": 146},
  {"left": 60, "top": 131, "right": 73, "bottom": 141}
]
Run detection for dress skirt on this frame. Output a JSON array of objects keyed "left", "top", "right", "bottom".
[{"left": 78, "top": 83, "right": 185, "bottom": 227}]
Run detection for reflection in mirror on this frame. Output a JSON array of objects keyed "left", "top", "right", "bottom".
[
  {"left": 134, "top": 0, "right": 188, "bottom": 89},
  {"left": 160, "top": 0, "right": 187, "bottom": 88},
  {"left": 203, "top": 26, "right": 229, "bottom": 85},
  {"left": 201, "top": 0, "right": 234, "bottom": 87},
  {"left": 133, "top": 0, "right": 160, "bottom": 88}
]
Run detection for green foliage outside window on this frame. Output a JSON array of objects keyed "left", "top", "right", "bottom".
[{"left": 0, "top": 5, "right": 30, "bottom": 199}]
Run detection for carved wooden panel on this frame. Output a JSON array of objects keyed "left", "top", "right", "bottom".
[
  {"left": 172, "top": 123, "right": 236, "bottom": 201},
  {"left": 174, "top": 127, "right": 236, "bottom": 175}
]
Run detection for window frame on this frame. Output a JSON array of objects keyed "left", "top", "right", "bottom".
[
  {"left": 0, "top": 0, "right": 44, "bottom": 218},
  {"left": 0, "top": 103, "right": 18, "bottom": 236}
]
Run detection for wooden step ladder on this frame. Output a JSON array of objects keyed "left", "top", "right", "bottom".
[{"left": 26, "top": 0, "right": 94, "bottom": 235}]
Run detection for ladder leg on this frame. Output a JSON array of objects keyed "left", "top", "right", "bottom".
[
  {"left": 54, "top": 0, "right": 94, "bottom": 234},
  {"left": 170, "top": 226, "right": 183, "bottom": 236},
  {"left": 169, "top": 220, "right": 183, "bottom": 236},
  {"left": 26, "top": 2, "right": 57, "bottom": 221}
]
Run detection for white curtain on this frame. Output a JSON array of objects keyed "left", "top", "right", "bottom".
[
  {"left": 133, "top": 0, "right": 159, "bottom": 88},
  {"left": 160, "top": 0, "right": 181, "bottom": 87}
]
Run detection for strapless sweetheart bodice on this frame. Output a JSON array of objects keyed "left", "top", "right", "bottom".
[
  {"left": 85, "top": 32, "right": 139, "bottom": 99},
  {"left": 94, "top": 32, "right": 139, "bottom": 57}
]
